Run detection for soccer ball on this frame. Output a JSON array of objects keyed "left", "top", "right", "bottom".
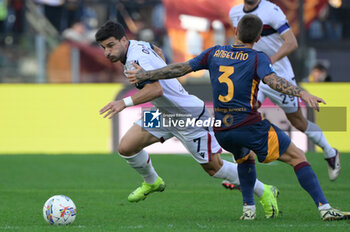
[{"left": 43, "top": 195, "right": 77, "bottom": 225}]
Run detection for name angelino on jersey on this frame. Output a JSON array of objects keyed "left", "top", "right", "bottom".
[{"left": 213, "top": 50, "right": 249, "bottom": 61}]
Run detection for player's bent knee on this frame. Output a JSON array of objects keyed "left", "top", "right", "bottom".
[
  {"left": 292, "top": 147, "right": 306, "bottom": 162},
  {"left": 117, "top": 142, "right": 138, "bottom": 156},
  {"left": 117, "top": 144, "right": 128, "bottom": 156},
  {"left": 117, "top": 133, "right": 145, "bottom": 156},
  {"left": 279, "top": 143, "right": 306, "bottom": 166}
]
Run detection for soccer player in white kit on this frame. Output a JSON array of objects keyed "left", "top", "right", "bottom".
[
  {"left": 229, "top": 0, "right": 340, "bottom": 181},
  {"left": 95, "top": 21, "right": 279, "bottom": 218}
]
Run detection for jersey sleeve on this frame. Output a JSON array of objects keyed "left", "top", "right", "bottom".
[
  {"left": 229, "top": 6, "right": 241, "bottom": 27},
  {"left": 256, "top": 52, "right": 275, "bottom": 80},
  {"left": 189, "top": 46, "right": 216, "bottom": 71},
  {"left": 128, "top": 53, "right": 159, "bottom": 90},
  {"left": 127, "top": 44, "right": 168, "bottom": 89},
  {"left": 130, "top": 47, "right": 166, "bottom": 71},
  {"left": 268, "top": 4, "right": 290, "bottom": 35}
]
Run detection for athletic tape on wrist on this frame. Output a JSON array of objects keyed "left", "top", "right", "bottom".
[{"left": 123, "top": 96, "right": 134, "bottom": 107}]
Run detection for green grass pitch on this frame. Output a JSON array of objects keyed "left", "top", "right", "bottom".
[{"left": 0, "top": 153, "right": 349, "bottom": 231}]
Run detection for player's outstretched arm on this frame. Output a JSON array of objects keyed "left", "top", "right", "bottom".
[
  {"left": 263, "top": 73, "right": 326, "bottom": 111},
  {"left": 125, "top": 61, "right": 193, "bottom": 84}
]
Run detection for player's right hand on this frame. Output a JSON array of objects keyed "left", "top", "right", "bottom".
[
  {"left": 125, "top": 62, "right": 149, "bottom": 84},
  {"left": 99, "top": 100, "right": 126, "bottom": 119},
  {"left": 300, "top": 91, "right": 326, "bottom": 112}
]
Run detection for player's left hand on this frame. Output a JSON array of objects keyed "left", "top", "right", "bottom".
[
  {"left": 300, "top": 91, "right": 326, "bottom": 112},
  {"left": 125, "top": 62, "right": 149, "bottom": 84},
  {"left": 99, "top": 100, "right": 126, "bottom": 119}
]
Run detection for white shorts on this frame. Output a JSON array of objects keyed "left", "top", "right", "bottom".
[
  {"left": 135, "top": 110, "right": 222, "bottom": 164},
  {"left": 257, "top": 78, "right": 301, "bottom": 114}
]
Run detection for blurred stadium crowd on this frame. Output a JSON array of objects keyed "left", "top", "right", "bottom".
[{"left": 0, "top": 0, "right": 349, "bottom": 83}]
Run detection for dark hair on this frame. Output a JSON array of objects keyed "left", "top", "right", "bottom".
[
  {"left": 313, "top": 63, "right": 327, "bottom": 72},
  {"left": 237, "top": 14, "right": 263, "bottom": 43},
  {"left": 95, "top": 21, "right": 126, "bottom": 42}
]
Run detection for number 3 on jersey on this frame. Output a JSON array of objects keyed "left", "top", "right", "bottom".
[{"left": 218, "top": 66, "right": 234, "bottom": 102}]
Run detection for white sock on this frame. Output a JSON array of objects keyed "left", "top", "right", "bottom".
[
  {"left": 120, "top": 150, "right": 158, "bottom": 184},
  {"left": 212, "top": 160, "right": 265, "bottom": 197},
  {"left": 243, "top": 205, "right": 256, "bottom": 211},
  {"left": 318, "top": 203, "right": 331, "bottom": 211},
  {"left": 253, "top": 180, "right": 265, "bottom": 198},
  {"left": 305, "top": 121, "right": 335, "bottom": 158},
  {"left": 213, "top": 160, "right": 240, "bottom": 185}
]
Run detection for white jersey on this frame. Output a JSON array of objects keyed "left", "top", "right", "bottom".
[
  {"left": 229, "top": 0, "right": 294, "bottom": 79},
  {"left": 125, "top": 40, "right": 205, "bottom": 133},
  {"left": 126, "top": 40, "right": 222, "bottom": 155}
]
